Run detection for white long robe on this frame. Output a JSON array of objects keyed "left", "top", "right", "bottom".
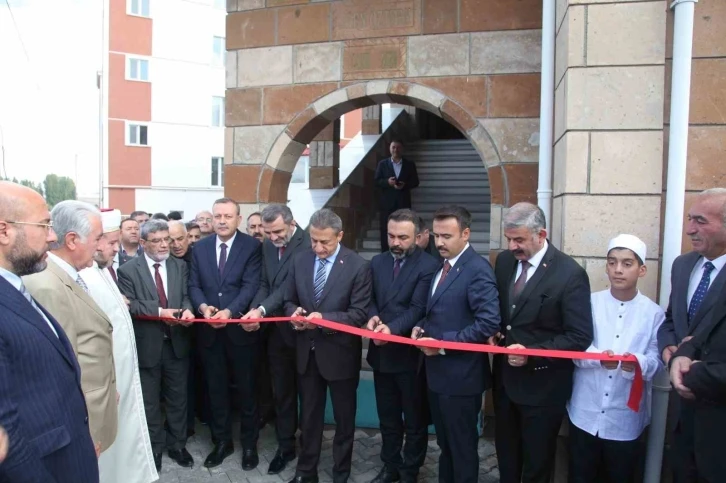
[{"left": 80, "top": 264, "right": 158, "bottom": 483}]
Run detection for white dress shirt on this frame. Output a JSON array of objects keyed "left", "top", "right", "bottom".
[
  {"left": 48, "top": 252, "right": 80, "bottom": 282},
  {"left": 391, "top": 158, "right": 403, "bottom": 178},
  {"left": 216, "top": 232, "right": 237, "bottom": 265},
  {"left": 0, "top": 265, "right": 58, "bottom": 337},
  {"left": 687, "top": 253, "right": 726, "bottom": 306},
  {"left": 567, "top": 289, "right": 665, "bottom": 441},
  {"left": 144, "top": 254, "right": 168, "bottom": 315},
  {"left": 431, "top": 242, "right": 470, "bottom": 295},
  {"left": 514, "top": 240, "right": 549, "bottom": 282}
]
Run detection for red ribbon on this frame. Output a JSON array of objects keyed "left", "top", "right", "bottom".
[{"left": 138, "top": 315, "right": 644, "bottom": 412}]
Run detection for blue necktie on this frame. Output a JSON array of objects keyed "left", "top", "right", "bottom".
[
  {"left": 314, "top": 258, "right": 328, "bottom": 304},
  {"left": 688, "top": 261, "right": 715, "bottom": 323}
]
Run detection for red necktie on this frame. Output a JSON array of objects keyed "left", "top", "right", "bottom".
[
  {"left": 393, "top": 258, "right": 402, "bottom": 280},
  {"left": 108, "top": 266, "right": 117, "bottom": 283},
  {"left": 435, "top": 261, "right": 452, "bottom": 291},
  {"left": 279, "top": 246, "right": 285, "bottom": 260},
  {"left": 153, "top": 263, "right": 168, "bottom": 309},
  {"left": 513, "top": 260, "right": 531, "bottom": 299}
]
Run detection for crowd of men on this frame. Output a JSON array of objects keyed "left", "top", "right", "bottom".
[{"left": 1, "top": 178, "right": 726, "bottom": 483}]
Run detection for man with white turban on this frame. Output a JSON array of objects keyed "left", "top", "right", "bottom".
[{"left": 79, "top": 209, "right": 158, "bottom": 483}]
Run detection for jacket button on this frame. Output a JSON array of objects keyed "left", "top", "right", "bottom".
[
  {"left": 84, "top": 416, "right": 88, "bottom": 424},
  {"left": 218, "top": 293, "right": 223, "bottom": 297},
  {"left": 506, "top": 325, "right": 512, "bottom": 331}
]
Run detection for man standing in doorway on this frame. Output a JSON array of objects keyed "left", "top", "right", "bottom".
[
  {"left": 658, "top": 188, "right": 726, "bottom": 483},
  {"left": 247, "top": 212, "right": 265, "bottom": 243},
  {"left": 374, "top": 140, "right": 419, "bottom": 252},
  {"left": 120, "top": 218, "right": 142, "bottom": 262}
]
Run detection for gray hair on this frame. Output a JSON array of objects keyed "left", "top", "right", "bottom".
[
  {"left": 168, "top": 220, "right": 187, "bottom": 233},
  {"left": 261, "top": 204, "right": 293, "bottom": 225},
  {"left": 141, "top": 219, "right": 169, "bottom": 240},
  {"left": 699, "top": 188, "right": 726, "bottom": 226},
  {"left": 503, "top": 202, "right": 547, "bottom": 233},
  {"left": 50, "top": 201, "right": 101, "bottom": 249},
  {"left": 309, "top": 208, "right": 343, "bottom": 234}
]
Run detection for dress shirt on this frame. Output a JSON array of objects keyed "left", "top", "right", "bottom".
[
  {"left": 567, "top": 289, "right": 665, "bottom": 441},
  {"left": 687, "top": 253, "right": 726, "bottom": 306},
  {"left": 391, "top": 158, "right": 403, "bottom": 178},
  {"left": 431, "top": 243, "right": 470, "bottom": 295},
  {"left": 144, "top": 254, "right": 168, "bottom": 315},
  {"left": 112, "top": 253, "right": 120, "bottom": 272},
  {"left": 216, "top": 232, "right": 237, "bottom": 265},
  {"left": 514, "top": 240, "right": 548, "bottom": 282},
  {"left": 48, "top": 252, "right": 80, "bottom": 282},
  {"left": 121, "top": 245, "right": 143, "bottom": 257},
  {"left": 0, "top": 265, "right": 58, "bottom": 337},
  {"left": 313, "top": 243, "right": 341, "bottom": 285}
]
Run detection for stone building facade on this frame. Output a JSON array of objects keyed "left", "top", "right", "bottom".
[{"left": 223, "top": 0, "right": 726, "bottom": 301}]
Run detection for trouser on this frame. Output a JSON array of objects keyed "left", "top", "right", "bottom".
[{"left": 568, "top": 417, "right": 641, "bottom": 483}]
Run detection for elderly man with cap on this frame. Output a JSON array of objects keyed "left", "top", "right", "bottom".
[
  {"left": 79, "top": 209, "right": 158, "bottom": 483},
  {"left": 566, "top": 234, "right": 664, "bottom": 483}
]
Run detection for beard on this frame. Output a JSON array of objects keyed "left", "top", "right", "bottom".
[
  {"left": 8, "top": 231, "right": 48, "bottom": 276},
  {"left": 94, "top": 253, "right": 113, "bottom": 269},
  {"left": 271, "top": 230, "right": 295, "bottom": 248},
  {"left": 389, "top": 244, "right": 416, "bottom": 260},
  {"left": 148, "top": 252, "right": 169, "bottom": 263}
]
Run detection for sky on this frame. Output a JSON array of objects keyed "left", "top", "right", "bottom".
[{"left": 0, "top": 0, "right": 102, "bottom": 197}]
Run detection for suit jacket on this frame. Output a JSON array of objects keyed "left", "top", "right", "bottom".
[
  {"left": 425, "top": 233, "right": 441, "bottom": 260},
  {"left": 493, "top": 243, "right": 593, "bottom": 406},
  {"left": 658, "top": 251, "right": 726, "bottom": 354},
  {"left": 119, "top": 246, "right": 143, "bottom": 266},
  {"left": 117, "top": 254, "right": 193, "bottom": 368},
  {"left": 367, "top": 248, "right": 439, "bottom": 373},
  {"left": 0, "top": 276, "right": 98, "bottom": 483},
  {"left": 417, "top": 246, "right": 501, "bottom": 396},
  {"left": 673, "top": 293, "right": 726, "bottom": 480},
  {"left": 251, "top": 227, "right": 311, "bottom": 347},
  {"left": 189, "top": 230, "right": 262, "bottom": 347},
  {"left": 284, "top": 245, "right": 372, "bottom": 381},
  {"left": 374, "top": 157, "right": 420, "bottom": 212},
  {"left": 23, "top": 259, "right": 118, "bottom": 454}
]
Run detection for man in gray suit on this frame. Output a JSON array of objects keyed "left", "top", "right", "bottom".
[
  {"left": 658, "top": 187, "right": 726, "bottom": 483},
  {"left": 242, "top": 204, "right": 311, "bottom": 475},
  {"left": 117, "top": 219, "right": 195, "bottom": 472}
]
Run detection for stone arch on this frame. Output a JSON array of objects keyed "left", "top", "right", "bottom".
[{"left": 256, "top": 81, "right": 508, "bottom": 207}]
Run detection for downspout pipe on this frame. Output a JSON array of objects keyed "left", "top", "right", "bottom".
[
  {"left": 536, "top": 0, "right": 555, "bottom": 225},
  {"left": 644, "top": 1, "right": 698, "bottom": 482}
]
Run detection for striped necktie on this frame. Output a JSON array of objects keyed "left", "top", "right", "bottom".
[{"left": 314, "top": 258, "right": 328, "bottom": 304}]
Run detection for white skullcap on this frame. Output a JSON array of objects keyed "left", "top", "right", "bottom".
[
  {"left": 100, "top": 209, "right": 121, "bottom": 233},
  {"left": 607, "top": 234, "right": 646, "bottom": 262}
]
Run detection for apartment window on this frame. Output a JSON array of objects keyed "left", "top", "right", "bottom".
[
  {"left": 211, "top": 157, "right": 224, "bottom": 186},
  {"left": 212, "top": 36, "right": 225, "bottom": 66},
  {"left": 127, "top": 57, "right": 149, "bottom": 81},
  {"left": 128, "top": 0, "right": 150, "bottom": 17},
  {"left": 127, "top": 123, "right": 149, "bottom": 146},
  {"left": 211, "top": 97, "right": 224, "bottom": 127}
]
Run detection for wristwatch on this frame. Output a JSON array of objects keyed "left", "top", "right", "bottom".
[{"left": 258, "top": 306, "right": 266, "bottom": 316}]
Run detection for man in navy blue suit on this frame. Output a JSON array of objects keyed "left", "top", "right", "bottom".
[
  {"left": 366, "top": 209, "right": 438, "bottom": 483},
  {"left": 0, "top": 181, "right": 98, "bottom": 483},
  {"left": 189, "top": 198, "right": 262, "bottom": 471},
  {"left": 413, "top": 205, "right": 501, "bottom": 483}
]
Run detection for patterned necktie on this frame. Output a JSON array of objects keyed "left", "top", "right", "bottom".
[
  {"left": 688, "top": 261, "right": 716, "bottom": 322},
  {"left": 153, "top": 263, "right": 168, "bottom": 309},
  {"left": 435, "top": 261, "right": 452, "bottom": 292},
  {"left": 393, "top": 258, "right": 402, "bottom": 280},
  {"left": 314, "top": 258, "right": 328, "bottom": 304},
  {"left": 108, "top": 266, "right": 117, "bottom": 283},
  {"left": 76, "top": 274, "right": 90, "bottom": 294},
  {"left": 218, "top": 243, "right": 227, "bottom": 277},
  {"left": 513, "top": 260, "right": 531, "bottom": 299}
]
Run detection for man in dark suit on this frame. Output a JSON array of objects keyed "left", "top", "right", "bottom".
[
  {"left": 670, "top": 292, "right": 726, "bottom": 483},
  {"left": 118, "top": 219, "right": 195, "bottom": 471},
  {"left": 366, "top": 209, "right": 438, "bottom": 483},
  {"left": 120, "top": 218, "right": 143, "bottom": 262},
  {"left": 415, "top": 215, "right": 440, "bottom": 260},
  {"left": 284, "top": 208, "right": 372, "bottom": 483},
  {"left": 189, "top": 198, "right": 262, "bottom": 470},
  {"left": 242, "top": 204, "right": 311, "bottom": 475},
  {"left": 0, "top": 181, "right": 98, "bottom": 482},
  {"left": 492, "top": 202, "right": 593, "bottom": 483},
  {"left": 658, "top": 188, "right": 726, "bottom": 482},
  {"left": 412, "top": 205, "right": 501, "bottom": 483},
  {"left": 374, "top": 140, "right": 419, "bottom": 252}
]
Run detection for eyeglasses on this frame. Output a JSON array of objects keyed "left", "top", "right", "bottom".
[
  {"left": 196, "top": 217, "right": 213, "bottom": 223},
  {"left": 6, "top": 220, "right": 54, "bottom": 232},
  {"left": 147, "top": 237, "right": 172, "bottom": 245}
]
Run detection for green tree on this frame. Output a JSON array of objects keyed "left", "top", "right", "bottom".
[
  {"left": 43, "top": 174, "right": 76, "bottom": 207},
  {"left": 1, "top": 177, "right": 44, "bottom": 196}
]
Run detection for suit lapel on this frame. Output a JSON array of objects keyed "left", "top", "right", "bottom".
[
  {"left": 427, "top": 247, "right": 474, "bottom": 311},
  {"left": 273, "top": 229, "right": 302, "bottom": 285},
  {"left": 509, "top": 244, "right": 555, "bottom": 321},
  {"left": 220, "top": 231, "right": 244, "bottom": 285},
  {"left": 382, "top": 251, "right": 418, "bottom": 309},
  {"left": 316, "top": 246, "right": 348, "bottom": 307},
  {"left": 166, "top": 259, "right": 178, "bottom": 308},
  {"left": 688, "top": 258, "right": 726, "bottom": 332},
  {"left": 134, "top": 257, "right": 160, "bottom": 303},
  {"left": 677, "top": 253, "right": 700, "bottom": 327},
  {"left": 49, "top": 261, "right": 112, "bottom": 328},
  {"left": 0, "top": 277, "right": 75, "bottom": 368}
]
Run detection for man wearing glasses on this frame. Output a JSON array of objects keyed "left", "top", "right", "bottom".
[{"left": 195, "top": 211, "right": 214, "bottom": 239}]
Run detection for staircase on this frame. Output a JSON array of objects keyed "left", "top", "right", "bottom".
[{"left": 358, "top": 139, "right": 491, "bottom": 260}]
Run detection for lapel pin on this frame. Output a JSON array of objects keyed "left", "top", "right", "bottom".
[
  {"left": 543, "top": 263, "right": 547, "bottom": 268},
  {"left": 340, "top": 260, "right": 344, "bottom": 264},
  {"left": 456, "top": 267, "right": 460, "bottom": 272}
]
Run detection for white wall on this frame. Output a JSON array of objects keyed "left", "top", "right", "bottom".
[{"left": 135, "top": 187, "right": 223, "bottom": 219}]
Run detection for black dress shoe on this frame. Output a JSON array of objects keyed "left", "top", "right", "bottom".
[
  {"left": 153, "top": 452, "right": 162, "bottom": 472},
  {"left": 288, "top": 476, "right": 319, "bottom": 483},
  {"left": 268, "top": 449, "right": 296, "bottom": 474},
  {"left": 204, "top": 441, "right": 234, "bottom": 468},
  {"left": 168, "top": 448, "right": 194, "bottom": 468},
  {"left": 371, "top": 466, "right": 400, "bottom": 483},
  {"left": 242, "top": 448, "right": 259, "bottom": 470}
]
